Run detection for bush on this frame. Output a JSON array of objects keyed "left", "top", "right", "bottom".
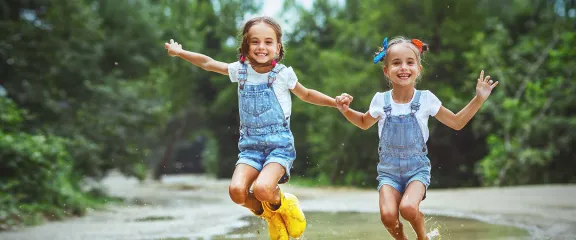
[{"left": 0, "top": 96, "right": 102, "bottom": 230}]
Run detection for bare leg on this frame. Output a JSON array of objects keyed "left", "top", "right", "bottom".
[
  {"left": 379, "top": 185, "right": 408, "bottom": 240},
  {"left": 228, "top": 164, "right": 262, "bottom": 213},
  {"left": 399, "top": 181, "right": 427, "bottom": 240},
  {"left": 252, "top": 163, "right": 285, "bottom": 206}
]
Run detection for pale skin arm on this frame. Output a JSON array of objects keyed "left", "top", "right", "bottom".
[
  {"left": 164, "top": 39, "right": 229, "bottom": 75},
  {"left": 167, "top": 39, "right": 339, "bottom": 108},
  {"left": 335, "top": 94, "right": 378, "bottom": 130},
  {"left": 339, "top": 108, "right": 379, "bottom": 130},
  {"left": 334, "top": 70, "right": 498, "bottom": 130},
  {"left": 434, "top": 70, "right": 499, "bottom": 130},
  {"left": 290, "top": 82, "right": 339, "bottom": 108}
]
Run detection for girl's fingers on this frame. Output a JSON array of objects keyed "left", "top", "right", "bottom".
[{"left": 491, "top": 81, "right": 499, "bottom": 89}]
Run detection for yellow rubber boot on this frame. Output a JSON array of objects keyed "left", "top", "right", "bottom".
[
  {"left": 264, "top": 191, "right": 307, "bottom": 238},
  {"left": 253, "top": 206, "right": 289, "bottom": 240}
]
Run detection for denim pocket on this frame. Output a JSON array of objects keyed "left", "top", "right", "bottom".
[
  {"left": 385, "top": 122, "right": 418, "bottom": 148},
  {"left": 240, "top": 91, "right": 272, "bottom": 116}
]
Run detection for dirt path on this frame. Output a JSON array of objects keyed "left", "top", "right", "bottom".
[{"left": 1, "top": 173, "right": 575, "bottom": 240}]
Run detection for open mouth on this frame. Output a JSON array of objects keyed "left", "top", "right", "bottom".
[{"left": 397, "top": 73, "right": 411, "bottom": 80}]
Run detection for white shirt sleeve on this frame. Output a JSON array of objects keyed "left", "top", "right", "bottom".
[
  {"left": 368, "top": 92, "right": 385, "bottom": 119},
  {"left": 283, "top": 67, "right": 298, "bottom": 90},
  {"left": 227, "top": 61, "right": 240, "bottom": 82},
  {"left": 425, "top": 90, "right": 442, "bottom": 116}
]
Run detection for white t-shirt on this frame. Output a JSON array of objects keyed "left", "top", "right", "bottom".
[
  {"left": 368, "top": 89, "right": 442, "bottom": 142},
  {"left": 228, "top": 61, "right": 298, "bottom": 118}
]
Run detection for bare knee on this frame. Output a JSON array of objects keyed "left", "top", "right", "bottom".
[
  {"left": 252, "top": 181, "right": 278, "bottom": 203},
  {"left": 229, "top": 183, "right": 249, "bottom": 205},
  {"left": 380, "top": 207, "right": 399, "bottom": 229},
  {"left": 399, "top": 202, "right": 420, "bottom": 222}
]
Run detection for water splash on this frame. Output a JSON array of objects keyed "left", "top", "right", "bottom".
[{"left": 427, "top": 227, "right": 441, "bottom": 239}]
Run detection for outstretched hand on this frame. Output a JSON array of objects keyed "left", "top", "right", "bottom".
[
  {"left": 335, "top": 93, "right": 353, "bottom": 113},
  {"left": 164, "top": 39, "right": 183, "bottom": 57},
  {"left": 476, "top": 70, "right": 499, "bottom": 101}
]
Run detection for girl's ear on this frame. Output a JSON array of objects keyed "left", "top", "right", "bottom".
[
  {"left": 276, "top": 43, "right": 281, "bottom": 55},
  {"left": 382, "top": 65, "right": 389, "bottom": 78}
]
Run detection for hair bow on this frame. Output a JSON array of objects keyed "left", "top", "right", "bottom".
[
  {"left": 373, "top": 37, "right": 388, "bottom": 64},
  {"left": 411, "top": 39, "right": 423, "bottom": 53}
]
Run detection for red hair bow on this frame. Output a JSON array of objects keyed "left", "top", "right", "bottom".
[{"left": 411, "top": 39, "right": 423, "bottom": 53}]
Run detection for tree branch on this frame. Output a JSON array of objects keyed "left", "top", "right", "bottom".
[
  {"left": 514, "top": 35, "right": 561, "bottom": 100},
  {"left": 519, "top": 96, "right": 554, "bottom": 144}
]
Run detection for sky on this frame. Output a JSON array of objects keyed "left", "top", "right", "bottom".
[
  {"left": 257, "top": 0, "right": 313, "bottom": 18},
  {"left": 245, "top": 0, "right": 315, "bottom": 34}
]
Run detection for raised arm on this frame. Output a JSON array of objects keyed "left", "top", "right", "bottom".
[
  {"left": 290, "top": 82, "right": 337, "bottom": 108},
  {"left": 165, "top": 39, "right": 229, "bottom": 75},
  {"left": 434, "top": 98, "right": 484, "bottom": 130},
  {"left": 435, "top": 70, "right": 499, "bottom": 130}
]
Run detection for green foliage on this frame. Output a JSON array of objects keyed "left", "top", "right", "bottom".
[
  {"left": 465, "top": 2, "right": 576, "bottom": 185},
  {"left": 0, "top": 96, "right": 95, "bottom": 230},
  {"left": 199, "top": 131, "right": 221, "bottom": 176},
  {"left": 0, "top": 0, "right": 574, "bottom": 231},
  {"left": 0, "top": 0, "right": 169, "bottom": 230}
]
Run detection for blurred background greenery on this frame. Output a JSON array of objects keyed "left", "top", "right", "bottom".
[{"left": 1, "top": 0, "right": 574, "bottom": 230}]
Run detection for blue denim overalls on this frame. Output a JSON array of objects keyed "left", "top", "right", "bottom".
[
  {"left": 377, "top": 90, "right": 431, "bottom": 199},
  {"left": 235, "top": 63, "right": 295, "bottom": 184}
]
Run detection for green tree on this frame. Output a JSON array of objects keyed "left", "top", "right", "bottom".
[{"left": 467, "top": 0, "right": 576, "bottom": 185}]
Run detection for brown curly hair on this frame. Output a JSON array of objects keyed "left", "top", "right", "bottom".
[{"left": 237, "top": 16, "right": 285, "bottom": 66}]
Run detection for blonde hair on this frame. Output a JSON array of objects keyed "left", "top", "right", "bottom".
[
  {"left": 374, "top": 36, "right": 429, "bottom": 65},
  {"left": 374, "top": 36, "right": 429, "bottom": 83}
]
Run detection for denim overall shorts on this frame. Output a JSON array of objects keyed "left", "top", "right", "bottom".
[
  {"left": 377, "top": 90, "right": 432, "bottom": 199},
  {"left": 235, "top": 63, "right": 295, "bottom": 184}
]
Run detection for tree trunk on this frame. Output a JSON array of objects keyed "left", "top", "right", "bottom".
[{"left": 153, "top": 117, "right": 187, "bottom": 181}]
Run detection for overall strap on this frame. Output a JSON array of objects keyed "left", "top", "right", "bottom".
[
  {"left": 383, "top": 90, "right": 392, "bottom": 117},
  {"left": 410, "top": 90, "right": 422, "bottom": 113},
  {"left": 238, "top": 62, "right": 248, "bottom": 90},
  {"left": 238, "top": 63, "right": 286, "bottom": 89},
  {"left": 267, "top": 64, "right": 286, "bottom": 87}
]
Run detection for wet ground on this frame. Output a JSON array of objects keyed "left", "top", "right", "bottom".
[
  {"left": 1, "top": 173, "right": 575, "bottom": 240},
  {"left": 215, "top": 212, "right": 529, "bottom": 240}
]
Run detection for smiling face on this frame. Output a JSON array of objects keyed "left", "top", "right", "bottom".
[
  {"left": 246, "top": 22, "right": 281, "bottom": 64},
  {"left": 383, "top": 43, "right": 423, "bottom": 87}
]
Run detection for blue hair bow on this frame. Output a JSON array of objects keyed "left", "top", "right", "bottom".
[{"left": 373, "top": 37, "right": 388, "bottom": 64}]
